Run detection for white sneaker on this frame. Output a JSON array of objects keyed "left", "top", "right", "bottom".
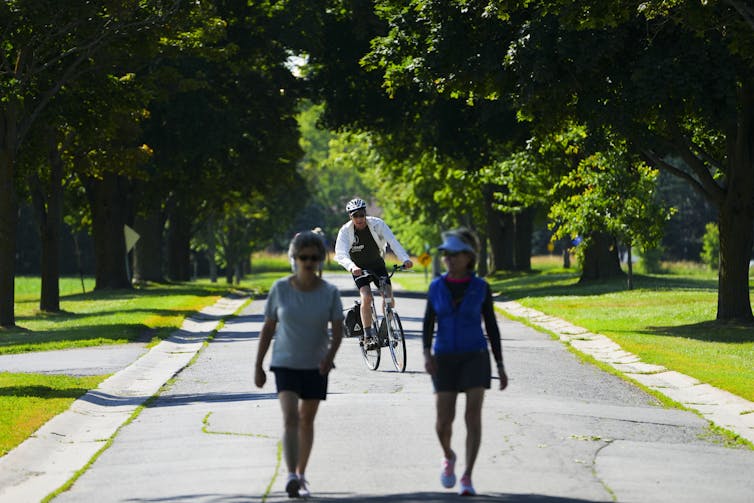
[
  {"left": 285, "top": 473, "right": 300, "bottom": 498},
  {"left": 298, "top": 477, "right": 310, "bottom": 498}
]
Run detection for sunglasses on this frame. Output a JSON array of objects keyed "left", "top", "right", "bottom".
[
  {"left": 297, "top": 254, "right": 321, "bottom": 262},
  {"left": 350, "top": 211, "right": 366, "bottom": 219}
]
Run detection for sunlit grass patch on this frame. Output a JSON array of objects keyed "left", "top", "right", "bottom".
[{"left": 0, "top": 372, "right": 107, "bottom": 456}]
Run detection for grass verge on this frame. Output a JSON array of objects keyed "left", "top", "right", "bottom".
[
  {"left": 482, "top": 257, "right": 754, "bottom": 403},
  {"left": 0, "top": 372, "right": 107, "bottom": 456},
  {"left": 6, "top": 278, "right": 240, "bottom": 354},
  {"left": 2, "top": 278, "right": 252, "bottom": 461}
]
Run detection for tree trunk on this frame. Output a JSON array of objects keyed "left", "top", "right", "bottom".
[
  {"left": 207, "top": 245, "right": 218, "bottom": 283},
  {"left": 0, "top": 107, "right": 19, "bottom": 327},
  {"left": 85, "top": 173, "right": 131, "bottom": 290},
  {"left": 167, "top": 207, "right": 191, "bottom": 281},
  {"left": 562, "top": 239, "right": 572, "bottom": 268},
  {"left": 626, "top": 245, "right": 634, "bottom": 291},
  {"left": 204, "top": 218, "right": 218, "bottom": 282},
  {"left": 513, "top": 208, "right": 534, "bottom": 272},
  {"left": 579, "top": 232, "right": 624, "bottom": 281},
  {"left": 717, "top": 207, "right": 753, "bottom": 321},
  {"left": 484, "top": 187, "right": 512, "bottom": 272},
  {"left": 133, "top": 209, "right": 165, "bottom": 283},
  {"left": 34, "top": 134, "right": 64, "bottom": 312},
  {"left": 0, "top": 155, "right": 16, "bottom": 327},
  {"left": 716, "top": 82, "right": 754, "bottom": 322},
  {"left": 476, "top": 229, "right": 489, "bottom": 277}
]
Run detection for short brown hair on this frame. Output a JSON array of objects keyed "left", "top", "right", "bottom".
[{"left": 288, "top": 230, "right": 326, "bottom": 261}]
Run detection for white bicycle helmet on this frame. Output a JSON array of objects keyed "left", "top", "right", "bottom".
[{"left": 346, "top": 198, "right": 367, "bottom": 214}]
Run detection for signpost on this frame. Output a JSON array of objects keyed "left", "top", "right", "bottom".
[
  {"left": 418, "top": 251, "right": 431, "bottom": 283},
  {"left": 124, "top": 225, "right": 140, "bottom": 284}
]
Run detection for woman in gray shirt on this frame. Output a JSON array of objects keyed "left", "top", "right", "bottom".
[{"left": 255, "top": 231, "right": 344, "bottom": 498}]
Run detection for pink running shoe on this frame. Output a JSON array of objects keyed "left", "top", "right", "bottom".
[
  {"left": 440, "top": 452, "right": 457, "bottom": 488},
  {"left": 459, "top": 474, "right": 476, "bottom": 496}
]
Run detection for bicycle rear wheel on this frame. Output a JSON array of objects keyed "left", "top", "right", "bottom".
[
  {"left": 360, "top": 310, "right": 381, "bottom": 370},
  {"left": 386, "top": 310, "right": 406, "bottom": 372}
]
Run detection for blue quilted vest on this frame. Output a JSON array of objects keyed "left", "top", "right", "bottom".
[{"left": 428, "top": 273, "right": 488, "bottom": 355}]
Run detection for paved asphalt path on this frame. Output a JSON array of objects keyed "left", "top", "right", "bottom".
[{"left": 8, "top": 274, "right": 754, "bottom": 502}]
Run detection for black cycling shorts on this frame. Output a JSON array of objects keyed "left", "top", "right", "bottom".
[
  {"left": 353, "top": 261, "right": 390, "bottom": 290},
  {"left": 271, "top": 367, "right": 328, "bottom": 400},
  {"left": 432, "top": 350, "right": 491, "bottom": 392}
]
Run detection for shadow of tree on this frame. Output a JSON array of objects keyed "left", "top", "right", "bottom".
[
  {"left": 123, "top": 491, "right": 605, "bottom": 502},
  {"left": 641, "top": 320, "right": 754, "bottom": 343},
  {"left": 0, "top": 385, "right": 90, "bottom": 399},
  {"left": 493, "top": 272, "right": 719, "bottom": 301}
]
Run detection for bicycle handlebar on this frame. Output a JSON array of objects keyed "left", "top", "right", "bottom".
[{"left": 357, "top": 264, "right": 406, "bottom": 281}]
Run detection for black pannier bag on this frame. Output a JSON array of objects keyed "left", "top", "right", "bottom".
[{"left": 344, "top": 304, "right": 364, "bottom": 338}]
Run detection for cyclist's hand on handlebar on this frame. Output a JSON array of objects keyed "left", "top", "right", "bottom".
[{"left": 352, "top": 267, "right": 363, "bottom": 276}]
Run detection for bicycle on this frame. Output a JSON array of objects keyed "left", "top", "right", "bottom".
[{"left": 345, "top": 264, "right": 407, "bottom": 372}]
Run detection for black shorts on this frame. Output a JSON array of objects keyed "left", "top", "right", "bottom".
[
  {"left": 353, "top": 261, "right": 390, "bottom": 290},
  {"left": 271, "top": 367, "right": 328, "bottom": 400},
  {"left": 432, "top": 350, "right": 491, "bottom": 392}
]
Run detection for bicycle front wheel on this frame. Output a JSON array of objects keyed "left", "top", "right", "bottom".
[
  {"left": 360, "top": 337, "right": 381, "bottom": 370},
  {"left": 386, "top": 310, "right": 406, "bottom": 372},
  {"left": 361, "top": 310, "right": 381, "bottom": 370}
]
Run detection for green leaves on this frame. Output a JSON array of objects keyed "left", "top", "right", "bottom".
[{"left": 548, "top": 143, "right": 674, "bottom": 253}]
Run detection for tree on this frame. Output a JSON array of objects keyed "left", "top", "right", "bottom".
[
  {"left": 291, "top": 2, "right": 533, "bottom": 272},
  {"left": 502, "top": 1, "right": 754, "bottom": 320},
  {"left": 365, "top": 0, "right": 754, "bottom": 322},
  {"left": 548, "top": 147, "right": 673, "bottom": 288},
  {"left": 0, "top": 0, "right": 179, "bottom": 326},
  {"left": 138, "top": 0, "right": 305, "bottom": 281}
]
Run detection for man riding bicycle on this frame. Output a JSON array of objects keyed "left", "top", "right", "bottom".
[{"left": 335, "top": 198, "right": 413, "bottom": 348}]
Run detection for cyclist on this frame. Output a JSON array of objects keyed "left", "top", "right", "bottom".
[{"left": 335, "top": 197, "right": 413, "bottom": 348}]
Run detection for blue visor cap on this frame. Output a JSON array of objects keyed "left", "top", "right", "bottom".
[{"left": 437, "top": 234, "right": 474, "bottom": 254}]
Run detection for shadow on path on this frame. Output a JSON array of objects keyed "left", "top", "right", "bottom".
[{"left": 123, "top": 491, "right": 604, "bottom": 502}]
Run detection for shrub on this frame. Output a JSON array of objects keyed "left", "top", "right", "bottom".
[
  {"left": 639, "top": 246, "right": 665, "bottom": 274},
  {"left": 700, "top": 222, "right": 719, "bottom": 269}
]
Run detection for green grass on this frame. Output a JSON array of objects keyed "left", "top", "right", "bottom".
[
  {"left": 5, "top": 257, "right": 751, "bottom": 460},
  {"left": 0, "top": 372, "right": 107, "bottom": 456},
  {"left": 340, "top": 256, "right": 754, "bottom": 403},
  {"left": 6, "top": 279, "right": 235, "bottom": 354},
  {"left": 2, "top": 275, "right": 257, "bottom": 459},
  {"left": 481, "top": 257, "right": 754, "bottom": 403}
]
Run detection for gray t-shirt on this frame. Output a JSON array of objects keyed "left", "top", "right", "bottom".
[{"left": 265, "top": 277, "right": 344, "bottom": 369}]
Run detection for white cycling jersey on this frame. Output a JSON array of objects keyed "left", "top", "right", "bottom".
[{"left": 334, "top": 216, "right": 411, "bottom": 273}]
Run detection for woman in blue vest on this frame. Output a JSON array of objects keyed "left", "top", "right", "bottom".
[{"left": 422, "top": 228, "right": 508, "bottom": 496}]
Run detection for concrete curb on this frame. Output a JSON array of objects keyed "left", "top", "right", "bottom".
[
  {"left": 0, "top": 295, "right": 249, "bottom": 503},
  {"left": 495, "top": 299, "right": 754, "bottom": 446}
]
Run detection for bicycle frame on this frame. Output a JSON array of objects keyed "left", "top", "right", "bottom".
[{"left": 355, "top": 265, "right": 407, "bottom": 372}]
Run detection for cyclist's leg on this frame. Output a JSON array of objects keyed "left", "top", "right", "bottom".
[
  {"left": 358, "top": 284, "right": 374, "bottom": 332},
  {"left": 385, "top": 282, "right": 396, "bottom": 308},
  {"left": 352, "top": 273, "right": 374, "bottom": 333}
]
